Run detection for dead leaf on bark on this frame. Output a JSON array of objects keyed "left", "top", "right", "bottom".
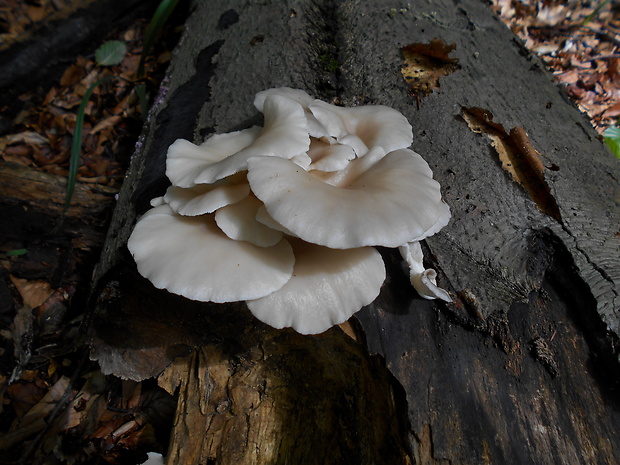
[
  {"left": 462, "top": 107, "right": 562, "bottom": 221},
  {"left": 401, "top": 39, "right": 460, "bottom": 97}
]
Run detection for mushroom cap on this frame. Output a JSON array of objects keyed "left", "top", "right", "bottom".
[
  {"left": 254, "top": 87, "right": 315, "bottom": 111},
  {"left": 164, "top": 182, "right": 250, "bottom": 216},
  {"left": 127, "top": 204, "right": 294, "bottom": 302},
  {"left": 215, "top": 195, "right": 284, "bottom": 247},
  {"left": 247, "top": 149, "right": 451, "bottom": 249},
  {"left": 308, "top": 101, "right": 413, "bottom": 155},
  {"left": 255, "top": 205, "right": 297, "bottom": 236},
  {"left": 254, "top": 87, "right": 326, "bottom": 138},
  {"left": 246, "top": 240, "right": 385, "bottom": 334},
  {"left": 166, "top": 127, "right": 262, "bottom": 188},
  {"left": 307, "top": 138, "right": 356, "bottom": 172},
  {"left": 193, "top": 95, "right": 311, "bottom": 184},
  {"left": 411, "top": 269, "right": 452, "bottom": 301}
]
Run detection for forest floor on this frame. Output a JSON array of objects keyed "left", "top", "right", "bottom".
[
  {"left": 490, "top": 0, "right": 620, "bottom": 133},
  {"left": 0, "top": 1, "right": 618, "bottom": 464}
]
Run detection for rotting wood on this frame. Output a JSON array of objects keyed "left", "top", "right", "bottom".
[
  {"left": 461, "top": 107, "right": 562, "bottom": 221},
  {"left": 0, "top": 161, "right": 118, "bottom": 258},
  {"left": 158, "top": 336, "right": 411, "bottom": 465},
  {"left": 88, "top": 0, "right": 620, "bottom": 463},
  {"left": 91, "top": 263, "right": 413, "bottom": 464},
  {"left": 0, "top": 161, "right": 118, "bottom": 220}
]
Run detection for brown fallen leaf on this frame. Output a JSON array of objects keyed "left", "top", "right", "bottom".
[
  {"left": 91, "top": 115, "right": 123, "bottom": 135},
  {"left": 0, "top": 376, "right": 71, "bottom": 451},
  {"left": 401, "top": 39, "right": 460, "bottom": 97},
  {"left": 4, "top": 372, "right": 49, "bottom": 417},
  {"left": 59, "top": 63, "right": 85, "bottom": 87},
  {"left": 602, "top": 102, "right": 620, "bottom": 118},
  {"left": 0, "top": 131, "right": 48, "bottom": 151},
  {"left": 9, "top": 276, "right": 55, "bottom": 309}
]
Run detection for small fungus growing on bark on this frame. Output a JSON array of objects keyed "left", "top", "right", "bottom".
[{"left": 127, "top": 88, "right": 451, "bottom": 334}]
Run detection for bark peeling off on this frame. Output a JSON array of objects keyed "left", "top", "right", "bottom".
[
  {"left": 159, "top": 335, "right": 412, "bottom": 465},
  {"left": 92, "top": 271, "right": 413, "bottom": 464}
]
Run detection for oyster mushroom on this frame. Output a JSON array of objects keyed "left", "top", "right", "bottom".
[
  {"left": 215, "top": 195, "right": 284, "bottom": 247},
  {"left": 246, "top": 148, "right": 451, "bottom": 249},
  {"left": 163, "top": 180, "right": 250, "bottom": 216},
  {"left": 193, "top": 94, "right": 311, "bottom": 184},
  {"left": 127, "top": 204, "right": 294, "bottom": 303},
  {"left": 166, "top": 127, "right": 262, "bottom": 188},
  {"left": 399, "top": 241, "right": 452, "bottom": 302},
  {"left": 127, "top": 86, "right": 453, "bottom": 334},
  {"left": 246, "top": 239, "right": 385, "bottom": 334},
  {"left": 308, "top": 100, "right": 413, "bottom": 156}
]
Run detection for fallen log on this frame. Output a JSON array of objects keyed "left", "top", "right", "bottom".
[{"left": 89, "top": 0, "right": 620, "bottom": 463}]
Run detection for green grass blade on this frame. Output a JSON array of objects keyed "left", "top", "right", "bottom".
[
  {"left": 65, "top": 76, "right": 114, "bottom": 211},
  {"left": 582, "top": 0, "right": 611, "bottom": 26},
  {"left": 137, "top": 0, "right": 181, "bottom": 79},
  {"left": 5, "top": 249, "right": 28, "bottom": 257}
]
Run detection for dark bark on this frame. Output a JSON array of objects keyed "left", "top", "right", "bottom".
[{"left": 88, "top": 0, "right": 620, "bottom": 464}]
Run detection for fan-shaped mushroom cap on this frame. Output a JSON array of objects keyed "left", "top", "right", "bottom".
[
  {"left": 215, "top": 195, "right": 284, "bottom": 247},
  {"left": 308, "top": 101, "right": 413, "bottom": 156},
  {"left": 127, "top": 204, "right": 295, "bottom": 302},
  {"left": 247, "top": 149, "right": 451, "bottom": 249},
  {"left": 193, "top": 95, "right": 311, "bottom": 184},
  {"left": 255, "top": 205, "right": 297, "bottom": 236},
  {"left": 254, "top": 87, "right": 326, "bottom": 138},
  {"left": 166, "top": 127, "right": 262, "bottom": 188},
  {"left": 164, "top": 182, "right": 250, "bottom": 216},
  {"left": 246, "top": 240, "right": 385, "bottom": 334},
  {"left": 307, "top": 138, "right": 356, "bottom": 172},
  {"left": 254, "top": 87, "right": 315, "bottom": 111},
  {"left": 399, "top": 241, "right": 451, "bottom": 302}
]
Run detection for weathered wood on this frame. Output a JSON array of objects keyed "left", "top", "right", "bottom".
[
  {"left": 88, "top": 0, "right": 620, "bottom": 464},
  {"left": 0, "top": 161, "right": 118, "bottom": 278},
  {"left": 158, "top": 331, "right": 411, "bottom": 465},
  {"left": 91, "top": 268, "right": 412, "bottom": 464},
  {"left": 0, "top": 162, "right": 117, "bottom": 222}
]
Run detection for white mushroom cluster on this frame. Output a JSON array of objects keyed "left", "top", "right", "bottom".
[{"left": 127, "top": 88, "right": 451, "bottom": 334}]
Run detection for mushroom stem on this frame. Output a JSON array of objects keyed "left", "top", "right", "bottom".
[{"left": 399, "top": 241, "right": 452, "bottom": 302}]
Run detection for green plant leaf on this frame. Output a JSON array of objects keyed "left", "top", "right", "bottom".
[
  {"left": 65, "top": 76, "right": 114, "bottom": 211},
  {"left": 96, "top": 40, "right": 128, "bottom": 66},
  {"left": 603, "top": 126, "right": 620, "bottom": 159},
  {"left": 5, "top": 249, "right": 28, "bottom": 257},
  {"left": 138, "top": 0, "right": 181, "bottom": 79}
]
